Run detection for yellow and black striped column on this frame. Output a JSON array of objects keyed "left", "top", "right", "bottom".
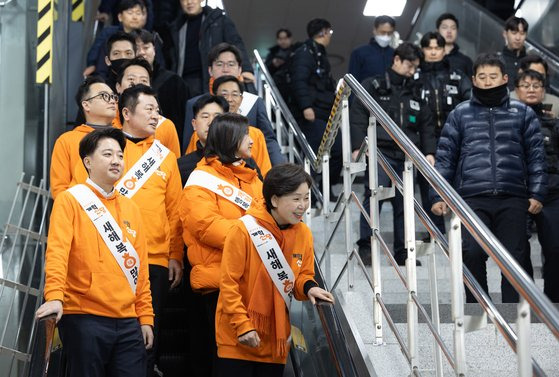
[
  {"left": 36, "top": 0, "right": 53, "bottom": 84},
  {"left": 71, "top": 0, "right": 84, "bottom": 22}
]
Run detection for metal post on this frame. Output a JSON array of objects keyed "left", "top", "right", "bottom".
[
  {"left": 403, "top": 157, "right": 418, "bottom": 372},
  {"left": 264, "top": 84, "right": 273, "bottom": 121},
  {"left": 517, "top": 298, "right": 531, "bottom": 377},
  {"left": 322, "top": 154, "right": 331, "bottom": 285},
  {"left": 427, "top": 245, "right": 443, "bottom": 377},
  {"left": 288, "top": 129, "right": 295, "bottom": 163},
  {"left": 304, "top": 158, "right": 312, "bottom": 228},
  {"left": 340, "top": 98, "right": 354, "bottom": 289},
  {"left": 367, "top": 115, "right": 383, "bottom": 344},
  {"left": 274, "top": 106, "right": 284, "bottom": 152},
  {"left": 449, "top": 213, "right": 466, "bottom": 376},
  {"left": 43, "top": 84, "right": 49, "bottom": 186}
]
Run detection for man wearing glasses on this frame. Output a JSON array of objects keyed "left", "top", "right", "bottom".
[{"left": 50, "top": 76, "right": 119, "bottom": 198}]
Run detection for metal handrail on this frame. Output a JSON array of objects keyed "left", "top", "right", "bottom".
[{"left": 343, "top": 73, "right": 559, "bottom": 339}]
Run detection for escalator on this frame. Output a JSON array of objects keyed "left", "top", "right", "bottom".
[
  {"left": 27, "top": 258, "right": 371, "bottom": 377},
  {"left": 408, "top": 0, "right": 559, "bottom": 95}
]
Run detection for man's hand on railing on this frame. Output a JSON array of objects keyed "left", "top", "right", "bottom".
[
  {"left": 307, "top": 287, "right": 335, "bottom": 305},
  {"left": 241, "top": 72, "right": 256, "bottom": 84},
  {"left": 142, "top": 325, "right": 154, "bottom": 350},
  {"left": 425, "top": 154, "right": 435, "bottom": 166},
  {"left": 35, "top": 300, "right": 63, "bottom": 322},
  {"left": 431, "top": 201, "right": 448, "bottom": 216},
  {"left": 303, "top": 108, "right": 316, "bottom": 122}
]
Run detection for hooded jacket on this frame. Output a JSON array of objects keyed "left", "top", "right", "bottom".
[
  {"left": 216, "top": 205, "right": 316, "bottom": 364},
  {"left": 180, "top": 157, "right": 264, "bottom": 292},
  {"left": 434, "top": 94, "right": 547, "bottom": 203},
  {"left": 44, "top": 181, "right": 154, "bottom": 325}
]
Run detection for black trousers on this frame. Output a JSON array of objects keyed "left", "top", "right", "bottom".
[
  {"left": 533, "top": 194, "right": 559, "bottom": 302},
  {"left": 217, "top": 358, "right": 284, "bottom": 377},
  {"left": 462, "top": 196, "right": 530, "bottom": 303},
  {"left": 202, "top": 290, "right": 220, "bottom": 377},
  {"left": 147, "top": 264, "right": 169, "bottom": 376},
  {"left": 58, "top": 314, "right": 146, "bottom": 377}
]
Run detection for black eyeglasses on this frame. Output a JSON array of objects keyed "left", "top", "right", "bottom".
[{"left": 84, "top": 92, "right": 119, "bottom": 103}]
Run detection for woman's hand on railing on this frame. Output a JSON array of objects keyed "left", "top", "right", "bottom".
[
  {"left": 141, "top": 324, "right": 154, "bottom": 350},
  {"left": 431, "top": 201, "right": 448, "bottom": 216},
  {"left": 35, "top": 300, "right": 63, "bottom": 323},
  {"left": 308, "top": 287, "right": 334, "bottom": 305}
]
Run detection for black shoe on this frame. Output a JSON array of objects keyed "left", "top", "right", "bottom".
[
  {"left": 357, "top": 239, "right": 371, "bottom": 266},
  {"left": 394, "top": 254, "right": 422, "bottom": 266}
]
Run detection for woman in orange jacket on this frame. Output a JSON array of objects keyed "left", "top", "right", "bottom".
[
  {"left": 216, "top": 163, "right": 334, "bottom": 376},
  {"left": 179, "top": 113, "right": 264, "bottom": 374}
]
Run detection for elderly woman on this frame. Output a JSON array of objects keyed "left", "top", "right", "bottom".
[
  {"left": 215, "top": 163, "right": 334, "bottom": 376},
  {"left": 180, "top": 112, "right": 264, "bottom": 374}
]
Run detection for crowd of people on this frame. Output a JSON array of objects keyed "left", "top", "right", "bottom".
[{"left": 33, "top": 1, "right": 559, "bottom": 376}]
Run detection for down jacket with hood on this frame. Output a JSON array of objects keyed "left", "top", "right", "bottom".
[{"left": 433, "top": 95, "right": 547, "bottom": 203}]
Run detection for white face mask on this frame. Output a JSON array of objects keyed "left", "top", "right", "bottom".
[{"left": 375, "top": 35, "right": 391, "bottom": 48}]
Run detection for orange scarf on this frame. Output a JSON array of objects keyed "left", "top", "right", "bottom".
[{"left": 245, "top": 206, "right": 294, "bottom": 359}]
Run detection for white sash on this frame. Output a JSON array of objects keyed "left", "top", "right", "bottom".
[
  {"left": 238, "top": 92, "right": 258, "bottom": 117},
  {"left": 184, "top": 170, "right": 252, "bottom": 210},
  {"left": 68, "top": 184, "right": 140, "bottom": 293},
  {"left": 240, "top": 215, "right": 294, "bottom": 308},
  {"left": 116, "top": 140, "right": 170, "bottom": 198}
]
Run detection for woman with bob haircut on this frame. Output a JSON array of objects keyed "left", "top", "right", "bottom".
[
  {"left": 179, "top": 112, "right": 265, "bottom": 373},
  {"left": 215, "top": 163, "right": 334, "bottom": 376}
]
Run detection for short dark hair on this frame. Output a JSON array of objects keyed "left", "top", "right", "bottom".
[
  {"left": 473, "top": 53, "right": 505, "bottom": 76},
  {"left": 118, "top": 84, "right": 157, "bottom": 124},
  {"left": 504, "top": 16, "right": 529, "bottom": 32},
  {"left": 75, "top": 75, "right": 107, "bottom": 114},
  {"left": 193, "top": 94, "right": 229, "bottom": 118},
  {"left": 130, "top": 28, "right": 156, "bottom": 45},
  {"left": 420, "top": 31, "right": 445, "bottom": 48},
  {"left": 519, "top": 54, "right": 548, "bottom": 76},
  {"left": 79, "top": 127, "right": 127, "bottom": 172},
  {"left": 116, "top": 57, "right": 153, "bottom": 87},
  {"left": 207, "top": 43, "right": 242, "bottom": 68},
  {"left": 515, "top": 69, "right": 546, "bottom": 87},
  {"left": 307, "top": 18, "right": 331, "bottom": 38},
  {"left": 105, "top": 31, "right": 136, "bottom": 57},
  {"left": 263, "top": 164, "right": 312, "bottom": 211},
  {"left": 212, "top": 75, "right": 245, "bottom": 95},
  {"left": 393, "top": 42, "right": 422, "bottom": 63},
  {"left": 436, "top": 13, "right": 459, "bottom": 29},
  {"left": 276, "top": 28, "right": 292, "bottom": 38},
  {"left": 374, "top": 15, "right": 395, "bottom": 29},
  {"left": 117, "top": 0, "right": 146, "bottom": 13},
  {"left": 204, "top": 113, "right": 249, "bottom": 164}
]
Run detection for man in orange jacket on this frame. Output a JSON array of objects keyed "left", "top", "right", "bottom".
[
  {"left": 113, "top": 57, "right": 182, "bottom": 157},
  {"left": 37, "top": 127, "right": 154, "bottom": 377},
  {"left": 50, "top": 76, "right": 118, "bottom": 199},
  {"left": 119, "top": 84, "right": 183, "bottom": 376}
]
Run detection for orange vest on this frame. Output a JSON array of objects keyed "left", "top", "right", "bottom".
[
  {"left": 185, "top": 126, "right": 271, "bottom": 176},
  {"left": 179, "top": 157, "right": 264, "bottom": 292},
  {"left": 44, "top": 182, "right": 154, "bottom": 325}
]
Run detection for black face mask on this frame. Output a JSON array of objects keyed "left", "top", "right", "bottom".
[
  {"left": 109, "top": 58, "right": 129, "bottom": 76},
  {"left": 472, "top": 83, "right": 508, "bottom": 107}
]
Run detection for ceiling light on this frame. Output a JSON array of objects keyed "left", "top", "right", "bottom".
[{"left": 363, "top": 0, "right": 406, "bottom": 17}]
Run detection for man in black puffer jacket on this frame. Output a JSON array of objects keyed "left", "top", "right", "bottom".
[{"left": 432, "top": 53, "right": 547, "bottom": 303}]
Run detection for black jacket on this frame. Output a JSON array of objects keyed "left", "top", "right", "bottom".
[
  {"left": 417, "top": 59, "right": 472, "bottom": 135},
  {"left": 289, "top": 39, "right": 336, "bottom": 121},
  {"left": 434, "top": 95, "right": 547, "bottom": 203},
  {"left": 152, "top": 63, "right": 190, "bottom": 151},
  {"left": 499, "top": 46, "right": 527, "bottom": 89},
  {"left": 445, "top": 44, "right": 473, "bottom": 78},
  {"left": 162, "top": 6, "right": 253, "bottom": 88},
  {"left": 349, "top": 69, "right": 437, "bottom": 161},
  {"left": 531, "top": 104, "right": 559, "bottom": 197}
]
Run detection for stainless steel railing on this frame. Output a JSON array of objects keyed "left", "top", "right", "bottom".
[{"left": 254, "top": 48, "right": 559, "bottom": 376}]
